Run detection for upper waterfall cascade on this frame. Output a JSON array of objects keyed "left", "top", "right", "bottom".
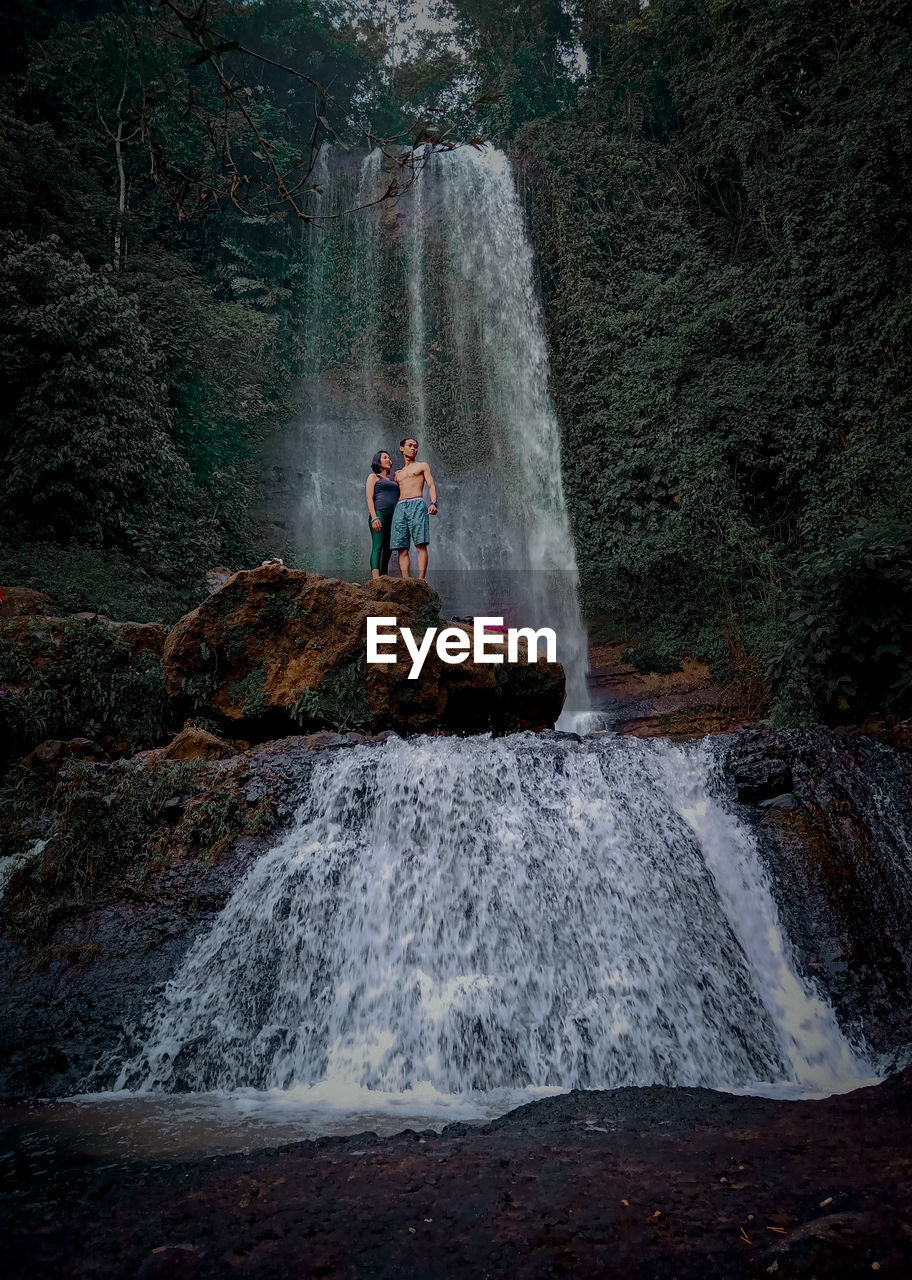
[
  {"left": 278, "top": 145, "right": 588, "bottom": 710},
  {"left": 116, "top": 735, "right": 866, "bottom": 1099}
]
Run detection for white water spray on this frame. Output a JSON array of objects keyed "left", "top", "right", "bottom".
[{"left": 116, "top": 736, "right": 864, "bottom": 1101}]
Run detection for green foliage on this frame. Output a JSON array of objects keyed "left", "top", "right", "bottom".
[
  {"left": 180, "top": 640, "right": 225, "bottom": 711},
  {"left": 0, "top": 235, "right": 203, "bottom": 556},
  {"left": 444, "top": 0, "right": 582, "bottom": 139},
  {"left": 0, "top": 112, "right": 113, "bottom": 263},
  {"left": 0, "top": 757, "right": 278, "bottom": 943},
  {"left": 0, "top": 4, "right": 299, "bottom": 591},
  {"left": 520, "top": 0, "right": 912, "bottom": 721},
  {"left": 767, "top": 526, "right": 912, "bottom": 726},
  {"left": 119, "top": 252, "right": 288, "bottom": 482},
  {"left": 0, "top": 618, "right": 171, "bottom": 762},
  {"left": 228, "top": 668, "right": 268, "bottom": 719},
  {"left": 291, "top": 659, "right": 370, "bottom": 732},
  {"left": 2, "top": 761, "right": 194, "bottom": 908},
  {"left": 0, "top": 541, "right": 206, "bottom": 625},
  {"left": 413, "top": 594, "right": 444, "bottom": 635},
  {"left": 221, "top": 0, "right": 405, "bottom": 143}
]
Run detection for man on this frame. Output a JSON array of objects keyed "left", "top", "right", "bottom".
[{"left": 390, "top": 437, "right": 438, "bottom": 580}]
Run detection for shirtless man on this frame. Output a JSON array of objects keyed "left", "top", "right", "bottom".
[{"left": 390, "top": 437, "right": 438, "bottom": 580}]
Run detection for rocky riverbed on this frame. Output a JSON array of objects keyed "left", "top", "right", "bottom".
[{"left": 3, "top": 1072, "right": 912, "bottom": 1278}]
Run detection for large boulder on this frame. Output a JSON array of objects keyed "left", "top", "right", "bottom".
[
  {"left": 163, "top": 565, "right": 565, "bottom": 737},
  {"left": 24, "top": 737, "right": 109, "bottom": 774},
  {"left": 138, "top": 724, "right": 242, "bottom": 765}
]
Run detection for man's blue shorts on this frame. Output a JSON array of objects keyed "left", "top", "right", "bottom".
[{"left": 390, "top": 498, "right": 430, "bottom": 550}]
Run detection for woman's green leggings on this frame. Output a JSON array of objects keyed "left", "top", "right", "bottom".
[{"left": 369, "top": 510, "right": 393, "bottom": 574}]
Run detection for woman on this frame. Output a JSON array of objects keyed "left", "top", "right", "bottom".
[{"left": 365, "top": 450, "right": 399, "bottom": 578}]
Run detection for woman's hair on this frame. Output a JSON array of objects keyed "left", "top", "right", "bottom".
[{"left": 370, "top": 450, "right": 391, "bottom": 474}]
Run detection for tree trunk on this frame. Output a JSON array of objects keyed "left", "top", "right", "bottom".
[{"left": 113, "top": 69, "right": 128, "bottom": 270}]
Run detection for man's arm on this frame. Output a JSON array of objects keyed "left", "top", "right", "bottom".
[{"left": 424, "top": 463, "right": 438, "bottom": 512}]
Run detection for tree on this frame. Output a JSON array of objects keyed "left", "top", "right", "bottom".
[
  {"left": 444, "top": 0, "right": 581, "bottom": 137},
  {"left": 0, "top": 234, "right": 209, "bottom": 559},
  {"left": 24, "top": 0, "right": 493, "bottom": 227}
]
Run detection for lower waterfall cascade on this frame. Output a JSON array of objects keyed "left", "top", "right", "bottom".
[{"left": 113, "top": 734, "right": 871, "bottom": 1110}]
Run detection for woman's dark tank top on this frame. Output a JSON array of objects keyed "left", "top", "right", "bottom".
[{"left": 373, "top": 474, "right": 400, "bottom": 514}]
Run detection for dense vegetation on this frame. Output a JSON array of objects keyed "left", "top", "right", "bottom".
[
  {"left": 0, "top": 0, "right": 909, "bottom": 723},
  {"left": 519, "top": 0, "right": 912, "bottom": 723}
]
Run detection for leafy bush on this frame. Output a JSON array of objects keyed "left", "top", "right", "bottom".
[
  {"left": 768, "top": 527, "right": 912, "bottom": 725},
  {"left": 291, "top": 660, "right": 371, "bottom": 732},
  {"left": 0, "top": 542, "right": 206, "bottom": 626},
  {"left": 0, "top": 617, "right": 171, "bottom": 763},
  {"left": 0, "top": 235, "right": 210, "bottom": 559}
]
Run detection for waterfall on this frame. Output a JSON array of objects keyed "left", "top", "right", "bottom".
[
  {"left": 115, "top": 735, "right": 865, "bottom": 1100},
  {"left": 119, "top": 148, "right": 873, "bottom": 1127},
  {"left": 353, "top": 147, "right": 384, "bottom": 393},
  {"left": 268, "top": 145, "right": 588, "bottom": 712},
  {"left": 406, "top": 149, "right": 429, "bottom": 444}
]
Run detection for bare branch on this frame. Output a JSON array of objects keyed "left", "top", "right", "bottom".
[{"left": 117, "top": 0, "right": 492, "bottom": 221}]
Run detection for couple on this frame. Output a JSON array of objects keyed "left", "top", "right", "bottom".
[{"left": 365, "top": 437, "right": 438, "bottom": 581}]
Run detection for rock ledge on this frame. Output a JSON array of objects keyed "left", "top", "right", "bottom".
[{"left": 164, "top": 565, "right": 565, "bottom": 738}]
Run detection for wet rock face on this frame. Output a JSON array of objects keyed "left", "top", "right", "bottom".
[
  {"left": 0, "top": 837, "right": 262, "bottom": 1101},
  {"left": 723, "top": 727, "right": 912, "bottom": 1064},
  {"left": 585, "top": 640, "right": 765, "bottom": 740},
  {"left": 732, "top": 747, "right": 789, "bottom": 798},
  {"left": 163, "top": 564, "right": 565, "bottom": 738}
]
